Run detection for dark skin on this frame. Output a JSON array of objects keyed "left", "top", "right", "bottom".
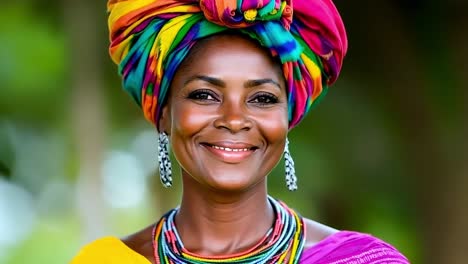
[{"left": 123, "top": 35, "right": 337, "bottom": 263}]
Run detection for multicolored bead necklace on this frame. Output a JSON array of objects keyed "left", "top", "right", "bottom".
[{"left": 152, "top": 196, "right": 305, "bottom": 264}]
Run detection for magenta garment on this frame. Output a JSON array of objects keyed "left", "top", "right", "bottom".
[{"left": 299, "top": 231, "right": 409, "bottom": 263}]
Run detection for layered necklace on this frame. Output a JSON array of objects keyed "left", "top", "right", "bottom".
[{"left": 152, "top": 196, "right": 305, "bottom": 264}]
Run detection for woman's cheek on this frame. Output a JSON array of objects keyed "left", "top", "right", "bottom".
[
  {"left": 257, "top": 108, "right": 289, "bottom": 142},
  {"left": 171, "top": 102, "right": 213, "bottom": 136}
]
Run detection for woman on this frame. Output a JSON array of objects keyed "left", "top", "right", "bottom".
[{"left": 72, "top": 0, "right": 409, "bottom": 263}]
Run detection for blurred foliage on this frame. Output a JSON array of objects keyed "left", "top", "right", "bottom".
[
  {"left": 0, "top": 3, "right": 66, "bottom": 124},
  {"left": 1, "top": 1, "right": 467, "bottom": 264}
]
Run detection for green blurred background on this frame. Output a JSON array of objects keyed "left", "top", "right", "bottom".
[{"left": 0, "top": 1, "right": 467, "bottom": 263}]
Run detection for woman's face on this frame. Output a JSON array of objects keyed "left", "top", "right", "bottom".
[{"left": 160, "top": 35, "right": 288, "bottom": 192}]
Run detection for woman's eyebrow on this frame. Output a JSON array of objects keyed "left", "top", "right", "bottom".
[
  {"left": 244, "top": 79, "right": 281, "bottom": 90},
  {"left": 184, "top": 75, "right": 281, "bottom": 90},
  {"left": 184, "top": 75, "right": 225, "bottom": 87}
]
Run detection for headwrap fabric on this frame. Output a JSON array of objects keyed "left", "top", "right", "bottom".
[{"left": 108, "top": 0, "right": 347, "bottom": 129}]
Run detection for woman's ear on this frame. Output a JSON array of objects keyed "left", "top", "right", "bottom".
[{"left": 158, "top": 104, "right": 171, "bottom": 134}]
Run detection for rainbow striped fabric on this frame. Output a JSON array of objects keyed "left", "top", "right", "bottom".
[{"left": 107, "top": 0, "right": 347, "bottom": 129}]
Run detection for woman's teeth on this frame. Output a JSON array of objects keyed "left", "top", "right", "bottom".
[{"left": 210, "top": 145, "right": 250, "bottom": 152}]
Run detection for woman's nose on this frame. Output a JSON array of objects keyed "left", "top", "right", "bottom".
[{"left": 213, "top": 100, "right": 253, "bottom": 133}]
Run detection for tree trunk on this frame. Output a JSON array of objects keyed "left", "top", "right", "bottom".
[
  {"left": 363, "top": 1, "right": 468, "bottom": 263},
  {"left": 64, "top": 0, "right": 108, "bottom": 241}
]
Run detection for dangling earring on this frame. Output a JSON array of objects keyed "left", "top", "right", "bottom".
[
  {"left": 284, "top": 138, "right": 297, "bottom": 191},
  {"left": 158, "top": 132, "right": 172, "bottom": 188}
]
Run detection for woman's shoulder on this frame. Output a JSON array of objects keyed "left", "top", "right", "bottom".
[
  {"left": 301, "top": 221, "right": 410, "bottom": 263},
  {"left": 70, "top": 236, "right": 150, "bottom": 264}
]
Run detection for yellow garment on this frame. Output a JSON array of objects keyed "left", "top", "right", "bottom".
[{"left": 71, "top": 237, "right": 151, "bottom": 264}]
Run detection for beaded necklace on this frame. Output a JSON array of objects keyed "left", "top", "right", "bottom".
[{"left": 152, "top": 196, "right": 305, "bottom": 264}]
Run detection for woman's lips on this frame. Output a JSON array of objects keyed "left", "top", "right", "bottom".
[{"left": 201, "top": 142, "right": 257, "bottom": 163}]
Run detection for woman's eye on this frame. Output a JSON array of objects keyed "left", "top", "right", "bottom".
[
  {"left": 250, "top": 93, "right": 279, "bottom": 105},
  {"left": 187, "top": 89, "right": 218, "bottom": 101}
]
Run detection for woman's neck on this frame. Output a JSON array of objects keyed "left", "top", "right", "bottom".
[{"left": 175, "top": 176, "right": 274, "bottom": 256}]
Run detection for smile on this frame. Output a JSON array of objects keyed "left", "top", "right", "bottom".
[
  {"left": 209, "top": 145, "right": 250, "bottom": 152},
  {"left": 201, "top": 142, "right": 258, "bottom": 163}
]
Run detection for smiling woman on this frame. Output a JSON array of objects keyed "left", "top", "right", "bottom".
[
  {"left": 160, "top": 35, "right": 288, "bottom": 192},
  {"left": 71, "top": 0, "right": 409, "bottom": 263}
]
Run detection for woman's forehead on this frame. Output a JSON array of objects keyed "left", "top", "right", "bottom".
[{"left": 176, "top": 34, "right": 284, "bottom": 80}]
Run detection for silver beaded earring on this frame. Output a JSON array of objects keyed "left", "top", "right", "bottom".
[
  {"left": 284, "top": 138, "right": 298, "bottom": 191},
  {"left": 158, "top": 132, "right": 172, "bottom": 188}
]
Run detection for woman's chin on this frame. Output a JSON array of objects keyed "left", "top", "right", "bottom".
[
  {"left": 203, "top": 174, "right": 264, "bottom": 193},
  {"left": 180, "top": 167, "right": 267, "bottom": 194}
]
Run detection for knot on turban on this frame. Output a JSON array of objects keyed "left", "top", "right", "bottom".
[
  {"left": 107, "top": 0, "right": 347, "bottom": 129},
  {"left": 199, "top": 0, "right": 293, "bottom": 29}
]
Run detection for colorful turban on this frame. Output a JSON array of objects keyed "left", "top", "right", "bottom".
[{"left": 107, "top": 0, "right": 347, "bottom": 129}]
